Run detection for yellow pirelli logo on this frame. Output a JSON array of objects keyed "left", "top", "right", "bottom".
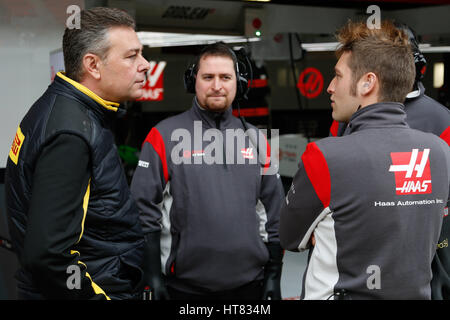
[{"left": 9, "top": 126, "right": 25, "bottom": 165}]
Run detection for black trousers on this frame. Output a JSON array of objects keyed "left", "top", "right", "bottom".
[{"left": 167, "top": 280, "right": 263, "bottom": 300}]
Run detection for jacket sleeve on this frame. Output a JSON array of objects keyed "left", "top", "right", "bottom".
[
  {"left": 254, "top": 130, "right": 284, "bottom": 244},
  {"left": 130, "top": 127, "right": 169, "bottom": 234},
  {"left": 258, "top": 173, "right": 285, "bottom": 243},
  {"left": 22, "top": 134, "right": 108, "bottom": 300},
  {"left": 431, "top": 142, "right": 450, "bottom": 300},
  {"left": 279, "top": 142, "right": 331, "bottom": 252}
]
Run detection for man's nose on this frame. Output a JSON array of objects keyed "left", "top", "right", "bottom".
[
  {"left": 140, "top": 56, "right": 150, "bottom": 74},
  {"left": 327, "top": 78, "right": 335, "bottom": 95},
  {"left": 212, "top": 77, "right": 222, "bottom": 91}
]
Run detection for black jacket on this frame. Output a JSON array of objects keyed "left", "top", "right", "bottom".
[{"left": 5, "top": 73, "right": 144, "bottom": 299}]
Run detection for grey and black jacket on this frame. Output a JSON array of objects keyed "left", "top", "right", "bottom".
[
  {"left": 130, "top": 98, "right": 284, "bottom": 294},
  {"left": 329, "top": 84, "right": 450, "bottom": 299},
  {"left": 281, "top": 102, "right": 450, "bottom": 299}
]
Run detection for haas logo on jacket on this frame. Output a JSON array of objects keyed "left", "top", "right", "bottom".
[{"left": 389, "top": 149, "right": 432, "bottom": 195}]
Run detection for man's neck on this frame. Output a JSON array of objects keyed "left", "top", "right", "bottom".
[
  {"left": 79, "top": 78, "right": 108, "bottom": 101},
  {"left": 358, "top": 96, "right": 379, "bottom": 110}
]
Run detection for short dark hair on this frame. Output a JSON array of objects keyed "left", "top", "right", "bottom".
[
  {"left": 62, "top": 7, "right": 135, "bottom": 82},
  {"left": 194, "top": 42, "right": 237, "bottom": 75},
  {"left": 336, "top": 20, "right": 415, "bottom": 103}
]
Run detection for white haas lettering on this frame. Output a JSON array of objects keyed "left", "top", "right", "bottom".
[{"left": 396, "top": 180, "right": 431, "bottom": 193}]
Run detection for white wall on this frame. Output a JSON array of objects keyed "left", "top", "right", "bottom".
[{"left": 0, "top": 0, "right": 84, "bottom": 167}]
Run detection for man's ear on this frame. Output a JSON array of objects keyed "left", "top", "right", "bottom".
[
  {"left": 359, "top": 72, "right": 377, "bottom": 96},
  {"left": 82, "top": 53, "right": 101, "bottom": 80}
]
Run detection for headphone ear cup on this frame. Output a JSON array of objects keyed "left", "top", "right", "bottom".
[
  {"left": 236, "top": 74, "right": 249, "bottom": 99},
  {"left": 414, "top": 52, "right": 427, "bottom": 81},
  {"left": 184, "top": 65, "right": 196, "bottom": 94}
]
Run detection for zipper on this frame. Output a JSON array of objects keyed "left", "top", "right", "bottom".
[{"left": 214, "top": 114, "right": 227, "bottom": 169}]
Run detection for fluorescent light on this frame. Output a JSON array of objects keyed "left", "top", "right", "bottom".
[
  {"left": 300, "top": 42, "right": 450, "bottom": 53},
  {"left": 420, "top": 46, "right": 450, "bottom": 53},
  {"left": 433, "top": 62, "right": 444, "bottom": 88},
  {"left": 418, "top": 43, "right": 431, "bottom": 49},
  {"left": 137, "top": 33, "right": 450, "bottom": 53},
  {"left": 301, "top": 42, "right": 340, "bottom": 52},
  {"left": 137, "top": 32, "right": 261, "bottom": 48}
]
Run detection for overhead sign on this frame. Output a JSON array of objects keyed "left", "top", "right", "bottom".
[
  {"left": 162, "top": 5, "right": 215, "bottom": 20},
  {"left": 297, "top": 67, "right": 324, "bottom": 99},
  {"left": 138, "top": 61, "right": 167, "bottom": 101}
]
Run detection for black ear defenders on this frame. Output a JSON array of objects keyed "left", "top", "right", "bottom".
[
  {"left": 412, "top": 46, "right": 427, "bottom": 82},
  {"left": 183, "top": 64, "right": 197, "bottom": 94},
  {"left": 395, "top": 22, "right": 427, "bottom": 82},
  {"left": 183, "top": 45, "right": 249, "bottom": 100}
]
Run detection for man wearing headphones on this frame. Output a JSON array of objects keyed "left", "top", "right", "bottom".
[
  {"left": 131, "top": 42, "right": 285, "bottom": 300},
  {"left": 328, "top": 23, "right": 450, "bottom": 300}
]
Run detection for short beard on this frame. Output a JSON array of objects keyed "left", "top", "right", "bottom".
[
  {"left": 205, "top": 103, "right": 229, "bottom": 112},
  {"left": 205, "top": 97, "right": 230, "bottom": 112}
]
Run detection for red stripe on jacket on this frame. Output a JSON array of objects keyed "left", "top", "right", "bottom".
[
  {"left": 301, "top": 142, "right": 331, "bottom": 208},
  {"left": 440, "top": 126, "right": 450, "bottom": 146},
  {"left": 232, "top": 107, "right": 269, "bottom": 117},
  {"left": 144, "top": 127, "right": 169, "bottom": 182},
  {"left": 329, "top": 120, "right": 339, "bottom": 137}
]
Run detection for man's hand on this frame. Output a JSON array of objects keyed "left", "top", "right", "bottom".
[
  {"left": 311, "top": 233, "right": 316, "bottom": 246},
  {"left": 143, "top": 232, "right": 170, "bottom": 300},
  {"left": 262, "top": 242, "right": 284, "bottom": 300}
]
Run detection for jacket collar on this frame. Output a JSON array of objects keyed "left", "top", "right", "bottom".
[
  {"left": 190, "top": 97, "right": 234, "bottom": 129},
  {"left": 405, "top": 81, "right": 425, "bottom": 100},
  {"left": 343, "top": 102, "right": 408, "bottom": 135},
  {"left": 54, "top": 72, "right": 124, "bottom": 116}
]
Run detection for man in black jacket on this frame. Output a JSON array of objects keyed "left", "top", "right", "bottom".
[{"left": 5, "top": 7, "right": 150, "bottom": 299}]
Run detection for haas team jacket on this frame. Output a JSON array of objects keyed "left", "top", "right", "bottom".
[
  {"left": 131, "top": 98, "right": 285, "bottom": 294},
  {"left": 329, "top": 84, "right": 450, "bottom": 299},
  {"left": 280, "top": 102, "right": 450, "bottom": 299}
]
